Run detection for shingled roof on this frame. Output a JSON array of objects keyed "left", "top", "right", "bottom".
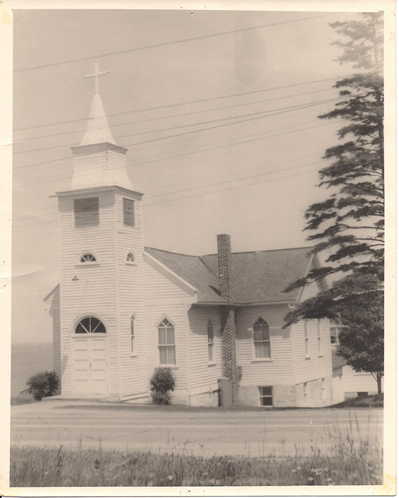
[
  {"left": 145, "top": 246, "right": 313, "bottom": 305},
  {"left": 145, "top": 247, "right": 227, "bottom": 304}
]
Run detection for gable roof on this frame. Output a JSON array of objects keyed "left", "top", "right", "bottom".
[
  {"left": 144, "top": 247, "right": 227, "bottom": 304},
  {"left": 201, "top": 247, "right": 312, "bottom": 304},
  {"left": 145, "top": 246, "right": 313, "bottom": 305}
]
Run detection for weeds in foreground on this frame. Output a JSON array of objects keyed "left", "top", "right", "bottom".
[{"left": 10, "top": 435, "right": 382, "bottom": 487}]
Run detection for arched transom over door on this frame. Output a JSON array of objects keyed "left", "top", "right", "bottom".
[{"left": 71, "top": 317, "right": 108, "bottom": 395}]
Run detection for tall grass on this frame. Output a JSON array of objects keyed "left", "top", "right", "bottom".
[{"left": 10, "top": 431, "right": 382, "bottom": 487}]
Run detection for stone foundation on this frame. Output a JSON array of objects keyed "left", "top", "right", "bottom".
[
  {"left": 238, "top": 385, "right": 260, "bottom": 406},
  {"left": 189, "top": 390, "right": 219, "bottom": 407},
  {"left": 273, "top": 385, "right": 296, "bottom": 407},
  {"left": 238, "top": 384, "right": 296, "bottom": 407},
  {"left": 295, "top": 376, "right": 333, "bottom": 407}
]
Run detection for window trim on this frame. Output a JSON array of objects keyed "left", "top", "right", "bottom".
[
  {"left": 123, "top": 197, "right": 135, "bottom": 227},
  {"left": 126, "top": 252, "right": 136, "bottom": 266},
  {"left": 73, "top": 315, "right": 107, "bottom": 335},
  {"left": 130, "top": 313, "right": 136, "bottom": 356},
  {"left": 304, "top": 320, "right": 310, "bottom": 358},
  {"left": 207, "top": 319, "right": 214, "bottom": 364},
  {"left": 258, "top": 386, "right": 273, "bottom": 407},
  {"left": 317, "top": 319, "right": 323, "bottom": 357},
  {"left": 251, "top": 317, "right": 272, "bottom": 361},
  {"left": 74, "top": 196, "right": 100, "bottom": 229},
  {"left": 77, "top": 251, "right": 99, "bottom": 266},
  {"left": 157, "top": 315, "right": 177, "bottom": 367}
]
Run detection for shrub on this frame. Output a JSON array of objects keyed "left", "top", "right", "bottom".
[
  {"left": 150, "top": 368, "right": 175, "bottom": 405},
  {"left": 26, "top": 370, "right": 59, "bottom": 401}
]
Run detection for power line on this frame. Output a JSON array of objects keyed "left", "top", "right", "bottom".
[
  {"left": 12, "top": 159, "right": 321, "bottom": 225},
  {"left": 14, "top": 76, "right": 341, "bottom": 133},
  {"left": 14, "top": 14, "right": 335, "bottom": 73},
  {"left": 16, "top": 87, "right": 336, "bottom": 144},
  {"left": 14, "top": 98, "right": 340, "bottom": 174},
  {"left": 145, "top": 168, "right": 318, "bottom": 207},
  {"left": 15, "top": 116, "right": 325, "bottom": 191},
  {"left": 14, "top": 95, "right": 341, "bottom": 156},
  {"left": 12, "top": 165, "right": 319, "bottom": 229},
  {"left": 13, "top": 119, "right": 337, "bottom": 189}
]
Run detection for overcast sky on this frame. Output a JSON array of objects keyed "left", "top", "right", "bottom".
[{"left": 12, "top": 8, "right": 359, "bottom": 343}]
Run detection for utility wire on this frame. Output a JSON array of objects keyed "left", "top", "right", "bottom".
[
  {"left": 12, "top": 159, "right": 321, "bottom": 225},
  {"left": 13, "top": 120, "right": 337, "bottom": 188},
  {"left": 14, "top": 14, "right": 336, "bottom": 73},
  {"left": 145, "top": 167, "right": 318, "bottom": 207},
  {"left": 16, "top": 87, "right": 336, "bottom": 144},
  {"left": 14, "top": 76, "right": 342, "bottom": 132},
  {"left": 14, "top": 118, "right": 325, "bottom": 190},
  {"left": 14, "top": 96, "right": 343, "bottom": 171},
  {"left": 14, "top": 95, "right": 341, "bottom": 156}
]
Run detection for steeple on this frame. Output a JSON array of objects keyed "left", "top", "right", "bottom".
[
  {"left": 80, "top": 60, "right": 116, "bottom": 146},
  {"left": 66, "top": 60, "right": 134, "bottom": 192}
]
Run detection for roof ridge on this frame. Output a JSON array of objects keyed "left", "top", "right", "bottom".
[
  {"left": 201, "top": 246, "right": 313, "bottom": 258},
  {"left": 144, "top": 246, "right": 200, "bottom": 258}
]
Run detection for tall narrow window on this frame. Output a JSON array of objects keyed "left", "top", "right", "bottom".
[
  {"left": 304, "top": 320, "right": 309, "bottom": 357},
  {"left": 74, "top": 197, "right": 99, "bottom": 228},
  {"left": 158, "top": 318, "right": 176, "bottom": 365},
  {"left": 304, "top": 382, "right": 308, "bottom": 398},
  {"left": 259, "top": 386, "right": 273, "bottom": 406},
  {"left": 253, "top": 318, "right": 271, "bottom": 359},
  {"left": 207, "top": 320, "right": 214, "bottom": 362},
  {"left": 317, "top": 320, "right": 322, "bottom": 355},
  {"left": 321, "top": 378, "right": 325, "bottom": 399},
  {"left": 123, "top": 198, "right": 135, "bottom": 227},
  {"left": 130, "top": 315, "right": 135, "bottom": 353}
]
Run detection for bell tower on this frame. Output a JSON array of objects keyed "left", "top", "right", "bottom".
[{"left": 56, "top": 61, "right": 147, "bottom": 400}]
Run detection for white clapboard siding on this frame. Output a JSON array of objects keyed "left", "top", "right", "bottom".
[
  {"left": 236, "top": 305, "right": 295, "bottom": 386},
  {"left": 115, "top": 193, "right": 149, "bottom": 399},
  {"left": 292, "top": 280, "right": 333, "bottom": 383},
  {"left": 187, "top": 306, "right": 223, "bottom": 392},
  {"left": 144, "top": 260, "right": 193, "bottom": 393},
  {"left": 292, "top": 318, "right": 333, "bottom": 383},
  {"left": 58, "top": 191, "right": 118, "bottom": 395},
  {"left": 341, "top": 365, "right": 382, "bottom": 394}
]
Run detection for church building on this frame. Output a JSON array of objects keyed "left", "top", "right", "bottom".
[{"left": 45, "top": 62, "right": 336, "bottom": 407}]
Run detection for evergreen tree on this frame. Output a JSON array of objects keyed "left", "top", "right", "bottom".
[{"left": 284, "top": 12, "right": 384, "bottom": 392}]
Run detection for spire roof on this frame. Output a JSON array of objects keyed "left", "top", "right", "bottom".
[{"left": 80, "top": 60, "right": 116, "bottom": 146}]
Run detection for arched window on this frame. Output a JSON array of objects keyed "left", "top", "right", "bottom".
[
  {"left": 253, "top": 318, "right": 271, "bottom": 359},
  {"left": 75, "top": 316, "right": 106, "bottom": 334},
  {"left": 130, "top": 314, "right": 135, "bottom": 353},
  {"left": 126, "top": 252, "right": 135, "bottom": 263},
  {"left": 80, "top": 253, "right": 97, "bottom": 263},
  {"left": 158, "top": 318, "right": 176, "bottom": 365},
  {"left": 207, "top": 320, "right": 214, "bottom": 362}
]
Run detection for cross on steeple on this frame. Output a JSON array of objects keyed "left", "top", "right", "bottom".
[{"left": 84, "top": 60, "right": 110, "bottom": 94}]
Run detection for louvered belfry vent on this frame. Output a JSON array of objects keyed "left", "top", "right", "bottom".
[
  {"left": 74, "top": 197, "right": 99, "bottom": 228},
  {"left": 123, "top": 198, "right": 135, "bottom": 227}
]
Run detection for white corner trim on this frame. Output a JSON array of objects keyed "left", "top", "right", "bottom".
[{"left": 144, "top": 252, "right": 198, "bottom": 298}]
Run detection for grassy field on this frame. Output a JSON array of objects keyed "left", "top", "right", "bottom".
[{"left": 10, "top": 432, "right": 382, "bottom": 487}]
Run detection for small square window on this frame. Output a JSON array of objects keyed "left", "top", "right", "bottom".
[
  {"left": 123, "top": 198, "right": 135, "bottom": 227},
  {"left": 259, "top": 386, "right": 273, "bottom": 406}
]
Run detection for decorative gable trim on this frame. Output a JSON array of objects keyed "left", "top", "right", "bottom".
[{"left": 144, "top": 252, "right": 198, "bottom": 299}]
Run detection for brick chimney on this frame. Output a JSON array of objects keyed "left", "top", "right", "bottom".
[{"left": 217, "top": 234, "right": 238, "bottom": 405}]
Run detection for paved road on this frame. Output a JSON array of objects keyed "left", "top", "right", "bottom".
[{"left": 11, "top": 401, "right": 383, "bottom": 458}]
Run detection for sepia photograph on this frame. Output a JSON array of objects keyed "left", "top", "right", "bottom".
[{"left": 0, "top": 0, "right": 395, "bottom": 494}]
